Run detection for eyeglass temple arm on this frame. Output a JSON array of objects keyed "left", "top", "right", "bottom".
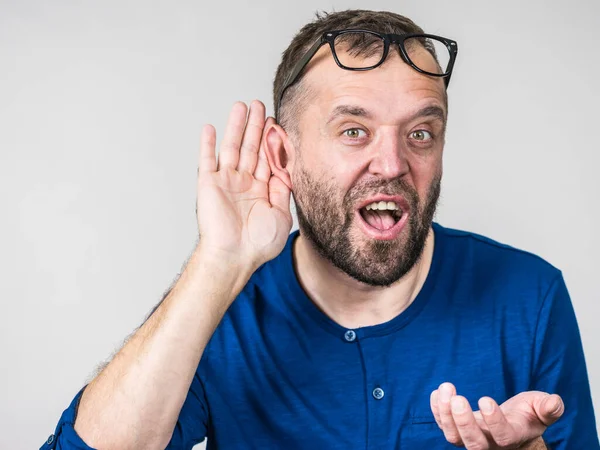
[
  {"left": 276, "top": 37, "right": 325, "bottom": 120},
  {"left": 444, "top": 40, "right": 458, "bottom": 87}
]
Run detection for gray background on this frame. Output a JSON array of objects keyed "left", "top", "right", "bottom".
[{"left": 1, "top": 0, "right": 598, "bottom": 448}]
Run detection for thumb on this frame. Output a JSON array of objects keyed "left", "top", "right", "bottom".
[{"left": 535, "top": 393, "right": 564, "bottom": 426}]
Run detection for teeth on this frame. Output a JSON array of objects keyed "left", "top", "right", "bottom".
[{"left": 365, "top": 201, "right": 401, "bottom": 211}]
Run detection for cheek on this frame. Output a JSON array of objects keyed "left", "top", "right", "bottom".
[
  {"left": 332, "top": 157, "right": 366, "bottom": 196},
  {"left": 407, "top": 153, "right": 442, "bottom": 193},
  {"left": 301, "top": 144, "right": 357, "bottom": 189}
]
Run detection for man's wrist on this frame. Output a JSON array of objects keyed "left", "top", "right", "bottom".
[
  {"left": 189, "top": 243, "right": 254, "bottom": 298},
  {"left": 520, "top": 436, "right": 547, "bottom": 450}
]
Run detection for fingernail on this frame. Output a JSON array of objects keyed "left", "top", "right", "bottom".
[
  {"left": 439, "top": 384, "right": 451, "bottom": 403},
  {"left": 480, "top": 398, "right": 494, "bottom": 415},
  {"left": 451, "top": 397, "right": 465, "bottom": 413}
]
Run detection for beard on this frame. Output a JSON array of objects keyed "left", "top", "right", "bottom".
[{"left": 292, "top": 162, "right": 441, "bottom": 287}]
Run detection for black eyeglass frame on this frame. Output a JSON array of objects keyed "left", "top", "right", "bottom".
[{"left": 276, "top": 29, "right": 459, "bottom": 120}]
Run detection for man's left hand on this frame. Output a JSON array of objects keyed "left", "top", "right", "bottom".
[{"left": 430, "top": 382, "right": 564, "bottom": 449}]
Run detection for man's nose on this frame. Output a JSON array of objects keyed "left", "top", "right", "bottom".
[{"left": 367, "top": 132, "right": 409, "bottom": 180}]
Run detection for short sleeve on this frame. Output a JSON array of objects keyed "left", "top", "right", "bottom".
[
  {"left": 41, "top": 371, "right": 208, "bottom": 450},
  {"left": 165, "top": 371, "right": 209, "bottom": 449},
  {"left": 39, "top": 386, "right": 94, "bottom": 450},
  {"left": 531, "top": 273, "right": 599, "bottom": 448}
]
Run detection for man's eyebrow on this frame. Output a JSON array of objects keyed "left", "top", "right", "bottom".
[
  {"left": 326, "top": 104, "right": 446, "bottom": 125},
  {"left": 408, "top": 105, "right": 447, "bottom": 124},
  {"left": 326, "top": 105, "right": 372, "bottom": 124}
]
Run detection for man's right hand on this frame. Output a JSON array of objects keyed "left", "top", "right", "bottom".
[{"left": 196, "top": 100, "right": 293, "bottom": 273}]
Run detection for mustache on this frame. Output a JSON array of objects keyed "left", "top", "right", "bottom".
[{"left": 344, "top": 178, "right": 419, "bottom": 206}]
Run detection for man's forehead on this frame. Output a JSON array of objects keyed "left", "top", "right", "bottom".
[{"left": 302, "top": 45, "right": 447, "bottom": 120}]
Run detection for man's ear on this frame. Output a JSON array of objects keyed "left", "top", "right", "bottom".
[{"left": 264, "top": 122, "right": 294, "bottom": 190}]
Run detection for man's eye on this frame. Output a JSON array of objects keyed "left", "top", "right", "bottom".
[
  {"left": 343, "top": 128, "right": 367, "bottom": 139},
  {"left": 411, "top": 130, "right": 433, "bottom": 141}
]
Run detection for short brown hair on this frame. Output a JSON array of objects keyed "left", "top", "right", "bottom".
[{"left": 273, "top": 9, "right": 435, "bottom": 132}]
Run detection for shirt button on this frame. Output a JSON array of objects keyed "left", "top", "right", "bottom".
[
  {"left": 344, "top": 330, "right": 356, "bottom": 342},
  {"left": 372, "top": 387, "right": 385, "bottom": 400}
]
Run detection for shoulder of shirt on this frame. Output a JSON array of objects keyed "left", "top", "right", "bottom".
[
  {"left": 199, "top": 240, "right": 295, "bottom": 366},
  {"left": 434, "top": 222, "right": 563, "bottom": 280},
  {"left": 239, "top": 231, "right": 299, "bottom": 290},
  {"left": 240, "top": 258, "right": 272, "bottom": 293}
]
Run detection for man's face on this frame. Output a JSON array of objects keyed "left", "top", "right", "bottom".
[{"left": 289, "top": 44, "right": 447, "bottom": 287}]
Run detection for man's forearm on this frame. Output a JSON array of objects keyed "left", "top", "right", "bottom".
[{"left": 74, "top": 244, "right": 252, "bottom": 450}]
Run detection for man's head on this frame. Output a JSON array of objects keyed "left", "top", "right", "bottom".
[{"left": 265, "top": 10, "right": 451, "bottom": 287}]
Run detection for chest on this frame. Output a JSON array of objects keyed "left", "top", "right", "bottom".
[{"left": 202, "top": 307, "right": 533, "bottom": 449}]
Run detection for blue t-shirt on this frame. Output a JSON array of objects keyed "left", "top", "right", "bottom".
[{"left": 41, "top": 223, "right": 599, "bottom": 449}]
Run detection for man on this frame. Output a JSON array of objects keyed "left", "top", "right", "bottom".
[{"left": 41, "top": 9, "right": 598, "bottom": 450}]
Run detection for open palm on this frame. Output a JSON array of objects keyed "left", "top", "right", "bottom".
[
  {"left": 196, "top": 101, "right": 292, "bottom": 271},
  {"left": 475, "top": 391, "right": 564, "bottom": 446},
  {"left": 431, "top": 382, "right": 564, "bottom": 449}
]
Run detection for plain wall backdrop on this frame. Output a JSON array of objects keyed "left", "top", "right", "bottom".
[{"left": 1, "top": 0, "right": 598, "bottom": 448}]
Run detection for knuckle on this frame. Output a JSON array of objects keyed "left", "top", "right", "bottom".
[
  {"left": 443, "top": 431, "right": 462, "bottom": 445},
  {"left": 241, "top": 143, "right": 259, "bottom": 155},
  {"left": 246, "top": 121, "right": 265, "bottom": 134},
  {"left": 468, "top": 443, "right": 487, "bottom": 450},
  {"left": 494, "top": 435, "right": 514, "bottom": 447},
  {"left": 452, "top": 413, "right": 469, "bottom": 427},
  {"left": 222, "top": 141, "right": 240, "bottom": 153}
]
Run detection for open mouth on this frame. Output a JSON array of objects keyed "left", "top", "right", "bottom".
[
  {"left": 359, "top": 201, "right": 403, "bottom": 231},
  {"left": 356, "top": 198, "right": 409, "bottom": 240}
]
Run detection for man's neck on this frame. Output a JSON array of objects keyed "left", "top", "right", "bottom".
[{"left": 292, "top": 227, "right": 435, "bottom": 329}]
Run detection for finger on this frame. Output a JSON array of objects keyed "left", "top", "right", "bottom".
[
  {"left": 254, "top": 117, "right": 276, "bottom": 183},
  {"left": 438, "top": 382, "right": 462, "bottom": 446},
  {"left": 450, "top": 396, "right": 489, "bottom": 449},
  {"left": 535, "top": 393, "right": 564, "bottom": 426},
  {"left": 199, "top": 124, "right": 217, "bottom": 174},
  {"left": 479, "top": 396, "right": 516, "bottom": 447},
  {"left": 218, "top": 101, "right": 248, "bottom": 170},
  {"left": 237, "top": 100, "right": 266, "bottom": 174},
  {"left": 430, "top": 390, "right": 443, "bottom": 428},
  {"left": 472, "top": 410, "right": 490, "bottom": 433},
  {"left": 268, "top": 174, "right": 291, "bottom": 215}
]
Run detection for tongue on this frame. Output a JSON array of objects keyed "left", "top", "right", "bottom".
[{"left": 362, "top": 210, "right": 397, "bottom": 231}]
